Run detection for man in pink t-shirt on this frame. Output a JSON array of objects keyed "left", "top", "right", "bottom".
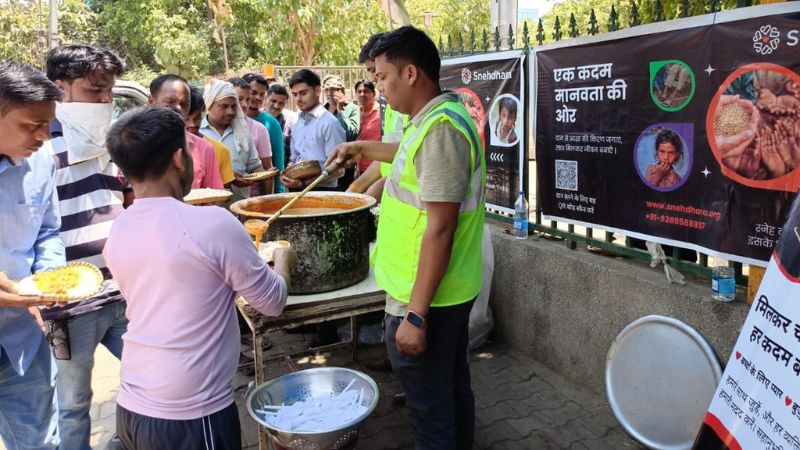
[
  {"left": 103, "top": 106, "right": 296, "bottom": 449},
  {"left": 355, "top": 79, "right": 381, "bottom": 174},
  {"left": 148, "top": 74, "right": 224, "bottom": 189}
]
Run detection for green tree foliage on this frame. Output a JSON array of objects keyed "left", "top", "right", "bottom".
[
  {"left": 1, "top": 0, "right": 488, "bottom": 80},
  {"left": 227, "top": 0, "right": 384, "bottom": 67},
  {"left": 0, "top": 0, "right": 97, "bottom": 69},
  {"left": 403, "top": 0, "right": 490, "bottom": 51},
  {"left": 94, "top": 0, "right": 212, "bottom": 79}
]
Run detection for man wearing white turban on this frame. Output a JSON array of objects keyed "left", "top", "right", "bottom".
[{"left": 200, "top": 78, "right": 264, "bottom": 201}]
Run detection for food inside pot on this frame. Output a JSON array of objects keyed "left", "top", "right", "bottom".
[{"left": 244, "top": 196, "right": 368, "bottom": 216}]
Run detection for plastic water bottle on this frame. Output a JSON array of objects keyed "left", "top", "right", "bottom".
[
  {"left": 711, "top": 266, "right": 736, "bottom": 302},
  {"left": 513, "top": 191, "right": 529, "bottom": 240}
]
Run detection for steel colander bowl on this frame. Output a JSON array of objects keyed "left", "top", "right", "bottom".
[{"left": 247, "top": 367, "right": 379, "bottom": 449}]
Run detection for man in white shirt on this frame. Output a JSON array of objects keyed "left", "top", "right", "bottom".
[{"left": 279, "top": 69, "right": 345, "bottom": 191}]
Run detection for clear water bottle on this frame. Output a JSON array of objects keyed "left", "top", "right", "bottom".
[
  {"left": 513, "top": 191, "right": 529, "bottom": 240},
  {"left": 711, "top": 266, "right": 736, "bottom": 302}
]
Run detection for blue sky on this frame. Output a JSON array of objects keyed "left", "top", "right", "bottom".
[{"left": 518, "top": 0, "right": 560, "bottom": 15}]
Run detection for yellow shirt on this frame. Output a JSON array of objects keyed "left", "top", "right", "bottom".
[{"left": 204, "top": 137, "right": 235, "bottom": 186}]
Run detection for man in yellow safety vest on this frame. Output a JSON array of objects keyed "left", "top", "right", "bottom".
[{"left": 327, "top": 25, "right": 485, "bottom": 449}]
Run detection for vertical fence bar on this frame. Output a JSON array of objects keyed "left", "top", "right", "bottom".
[
  {"left": 522, "top": 21, "right": 530, "bottom": 49},
  {"left": 494, "top": 27, "right": 501, "bottom": 51},
  {"left": 569, "top": 13, "right": 579, "bottom": 38},
  {"left": 482, "top": 29, "right": 489, "bottom": 52},
  {"left": 588, "top": 10, "right": 599, "bottom": 35},
  {"left": 630, "top": 1, "right": 641, "bottom": 27},
  {"left": 609, "top": 5, "right": 620, "bottom": 32},
  {"left": 654, "top": 0, "right": 666, "bottom": 22},
  {"left": 567, "top": 224, "right": 577, "bottom": 249},
  {"left": 553, "top": 16, "right": 563, "bottom": 41},
  {"left": 733, "top": 261, "right": 746, "bottom": 286},
  {"left": 470, "top": 30, "right": 476, "bottom": 54},
  {"left": 699, "top": 253, "right": 709, "bottom": 268},
  {"left": 536, "top": 19, "right": 545, "bottom": 45},
  {"left": 681, "top": 0, "right": 691, "bottom": 18}
]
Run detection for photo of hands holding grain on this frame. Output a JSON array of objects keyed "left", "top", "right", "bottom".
[{"left": 711, "top": 65, "right": 800, "bottom": 181}]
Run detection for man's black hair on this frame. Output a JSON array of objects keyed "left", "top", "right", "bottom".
[
  {"left": 106, "top": 106, "right": 187, "bottom": 182},
  {"left": 0, "top": 61, "right": 62, "bottom": 115},
  {"left": 358, "top": 32, "right": 385, "bottom": 64},
  {"left": 149, "top": 74, "right": 189, "bottom": 97},
  {"left": 228, "top": 77, "right": 251, "bottom": 89},
  {"left": 498, "top": 97, "right": 517, "bottom": 117},
  {"left": 189, "top": 87, "right": 205, "bottom": 115},
  {"left": 355, "top": 79, "right": 376, "bottom": 94},
  {"left": 268, "top": 84, "right": 289, "bottom": 96},
  {"left": 369, "top": 26, "right": 440, "bottom": 83},
  {"left": 46, "top": 44, "right": 125, "bottom": 83},
  {"left": 243, "top": 73, "right": 268, "bottom": 87},
  {"left": 288, "top": 69, "right": 321, "bottom": 89}
]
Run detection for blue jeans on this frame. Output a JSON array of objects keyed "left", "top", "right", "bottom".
[
  {"left": 0, "top": 334, "right": 59, "bottom": 450},
  {"left": 55, "top": 301, "right": 128, "bottom": 450},
  {"left": 385, "top": 300, "right": 475, "bottom": 450}
]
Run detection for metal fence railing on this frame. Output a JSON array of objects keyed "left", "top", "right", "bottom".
[{"left": 436, "top": 0, "right": 760, "bottom": 285}]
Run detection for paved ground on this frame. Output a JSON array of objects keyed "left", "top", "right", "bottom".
[{"left": 72, "top": 326, "right": 644, "bottom": 450}]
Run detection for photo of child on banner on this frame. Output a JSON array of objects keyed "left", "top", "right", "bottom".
[{"left": 440, "top": 51, "right": 526, "bottom": 212}]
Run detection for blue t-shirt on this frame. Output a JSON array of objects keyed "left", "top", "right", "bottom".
[{"left": 252, "top": 112, "right": 286, "bottom": 192}]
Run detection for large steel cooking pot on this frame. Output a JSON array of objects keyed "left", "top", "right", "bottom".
[{"left": 230, "top": 192, "right": 377, "bottom": 294}]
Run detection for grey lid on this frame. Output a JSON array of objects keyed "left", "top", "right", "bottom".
[{"left": 606, "top": 315, "right": 722, "bottom": 450}]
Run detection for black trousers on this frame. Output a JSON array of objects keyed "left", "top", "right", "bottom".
[
  {"left": 385, "top": 300, "right": 475, "bottom": 450},
  {"left": 116, "top": 402, "right": 241, "bottom": 450}
]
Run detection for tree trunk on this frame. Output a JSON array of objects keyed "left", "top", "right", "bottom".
[{"left": 221, "top": 26, "right": 229, "bottom": 74}]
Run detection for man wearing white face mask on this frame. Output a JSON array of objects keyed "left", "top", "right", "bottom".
[{"left": 41, "top": 44, "right": 129, "bottom": 450}]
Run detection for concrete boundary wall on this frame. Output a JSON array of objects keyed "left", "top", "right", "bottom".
[{"left": 486, "top": 221, "right": 750, "bottom": 394}]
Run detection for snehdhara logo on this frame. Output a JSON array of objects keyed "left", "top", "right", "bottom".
[
  {"left": 461, "top": 68, "right": 472, "bottom": 84},
  {"left": 472, "top": 69, "right": 513, "bottom": 82},
  {"left": 753, "top": 25, "right": 780, "bottom": 55}
]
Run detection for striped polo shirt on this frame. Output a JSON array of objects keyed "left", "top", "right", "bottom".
[{"left": 41, "top": 121, "right": 129, "bottom": 320}]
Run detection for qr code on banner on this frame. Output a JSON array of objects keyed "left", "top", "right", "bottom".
[{"left": 555, "top": 160, "right": 578, "bottom": 191}]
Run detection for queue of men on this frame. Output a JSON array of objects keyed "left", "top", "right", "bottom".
[{"left": 0, "top": 25, "right": 485, "bottom": 450}]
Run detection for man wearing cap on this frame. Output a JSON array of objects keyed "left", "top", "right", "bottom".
[
  {"left": 322, "top": 74, "right": 359, "bottom": 189},
  {"left": 322, "top": 75, "right": 360, "bottom": 142}
]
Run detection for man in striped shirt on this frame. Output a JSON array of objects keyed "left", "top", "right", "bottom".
[{"left": 41, "top": 44, "right": 129, "bottom": 450}]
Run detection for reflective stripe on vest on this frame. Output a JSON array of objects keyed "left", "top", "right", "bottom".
[
  {"left": 385, "top": 108, "right": 485, "bottom": 213},
  {"left": 381, "top": 105, "right": 407, "bottom": 176}
]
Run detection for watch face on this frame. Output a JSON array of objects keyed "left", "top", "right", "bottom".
[{"left": 406, "top": 312, "right": 424, "bottom": 328}]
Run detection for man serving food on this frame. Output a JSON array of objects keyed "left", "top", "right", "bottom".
[{"left": 104, "top": 106, "right": 296, "bottom": 449}]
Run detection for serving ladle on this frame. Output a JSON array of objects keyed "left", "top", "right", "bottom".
[{"left": 244, "top": 158, "right": 348, "bottom": 248}]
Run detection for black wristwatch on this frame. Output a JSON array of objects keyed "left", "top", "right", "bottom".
[{"left": 405, "top": 310, "right": 426, "bottom": 328}]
